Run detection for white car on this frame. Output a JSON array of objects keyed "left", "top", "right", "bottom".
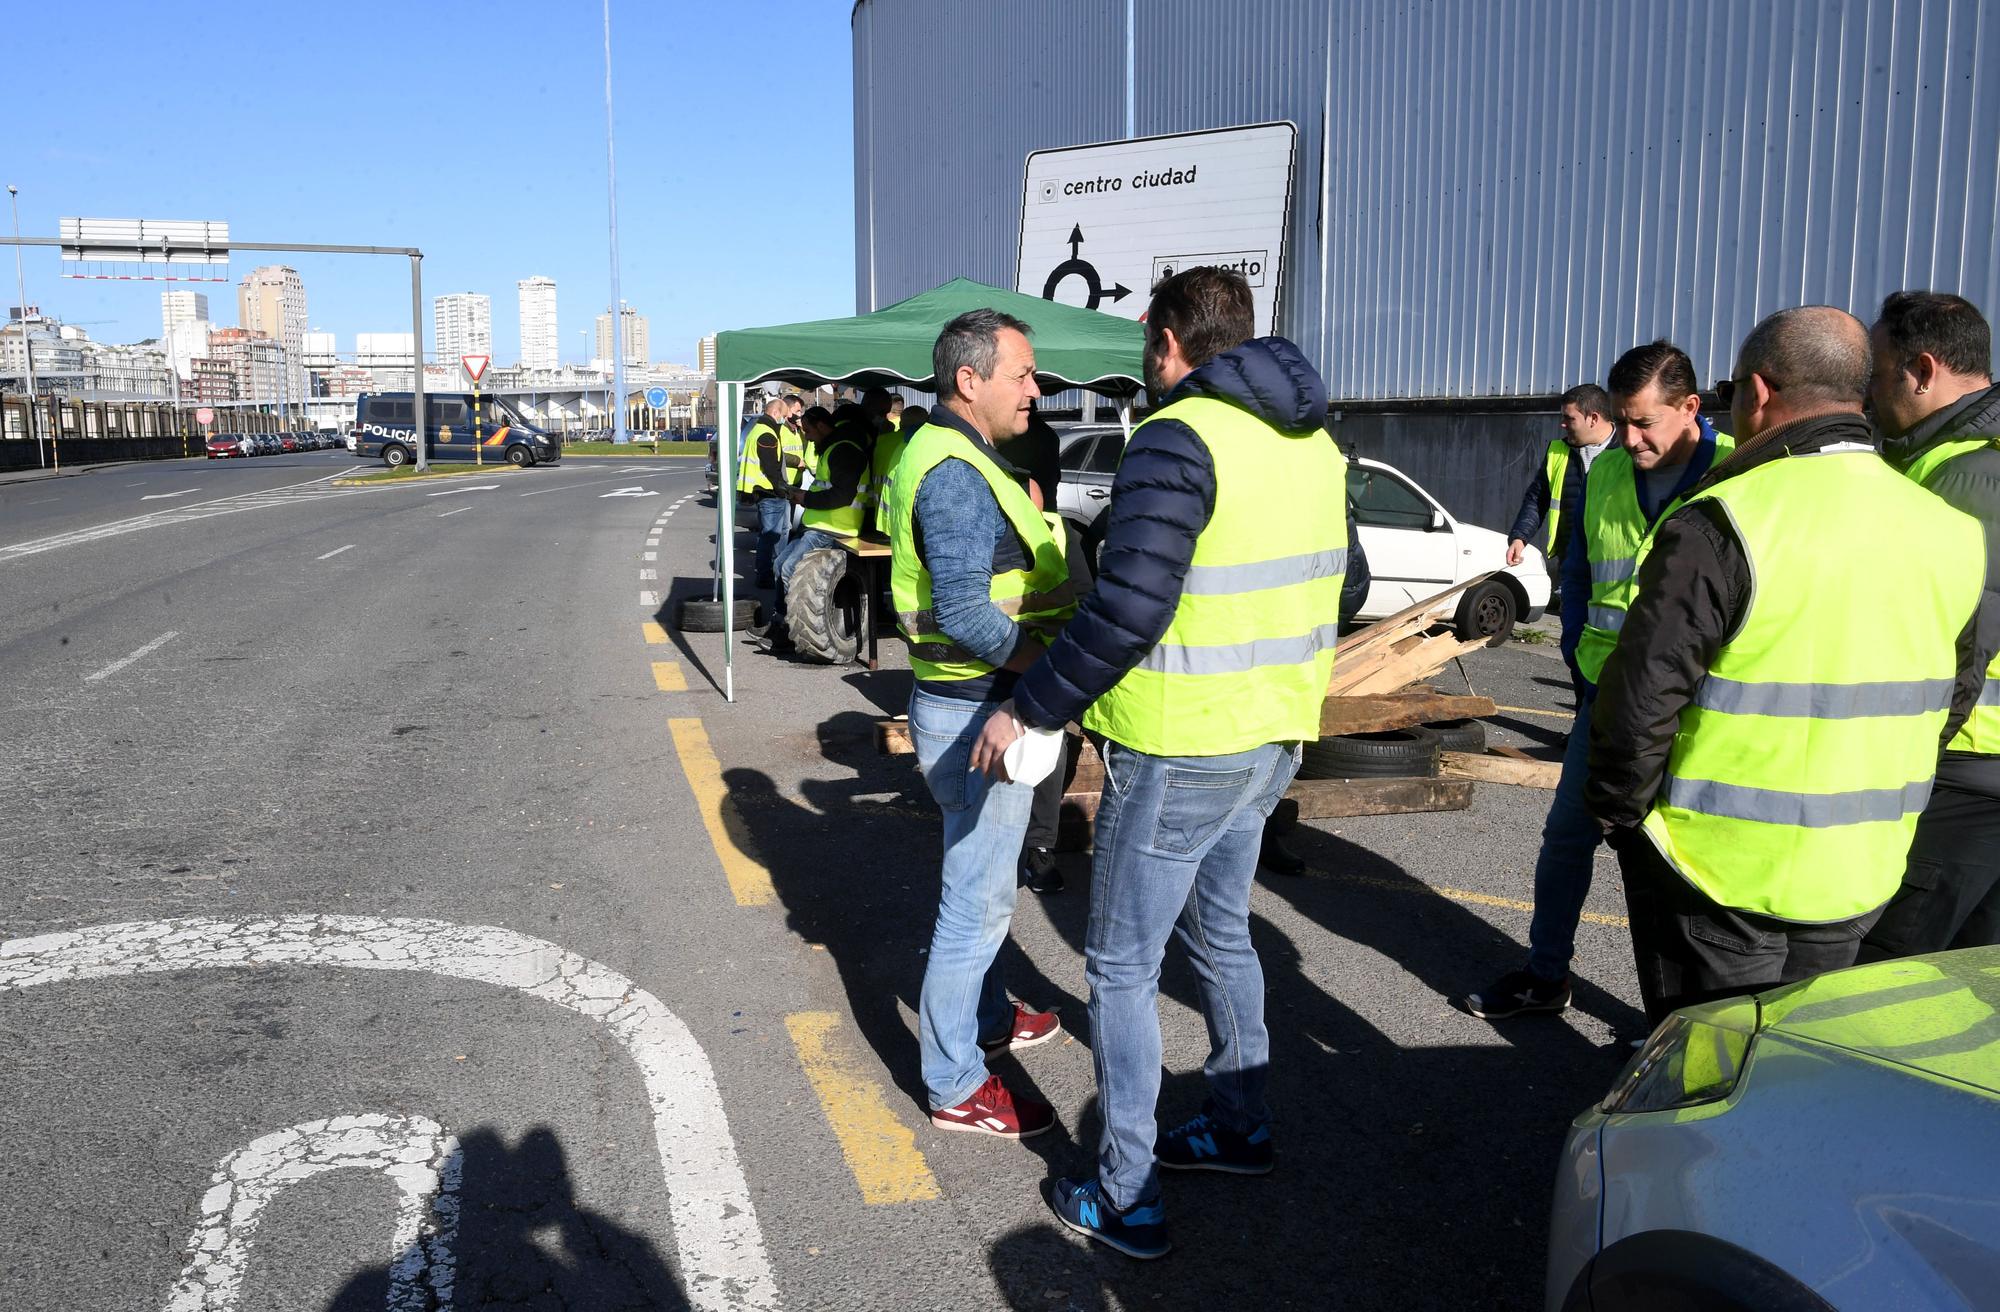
[{"left": 1056, "top": 428, "right": 1549, "bottom": 642}]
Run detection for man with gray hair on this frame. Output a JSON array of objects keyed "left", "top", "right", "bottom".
[
  {"left": 883, "top": 308, "right": 1075, "bottom": 1140},
  {"left": 1587, "top": 306, "right": 1998, "bottom": 1023}
]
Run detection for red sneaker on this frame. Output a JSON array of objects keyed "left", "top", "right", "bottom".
[
  {"left": 980, "top": 1003, "right": 1063, "bottom": 1057},
  {"left": 930, "top": 1073, "right": 1056, "bottom": 1139}
]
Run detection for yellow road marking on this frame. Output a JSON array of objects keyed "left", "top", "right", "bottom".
[
  {"left": 1322, "top": 868, "right": 1626, "bottom": 927},
  {"left": 652, "top": 660, "right": 687, "bottom": 692},
  {"left": 1491, "top": 704, "right": 1575, "bottom": 720},
  {"left": 785, "top": 1012, "right": 940, "bottom": 1205},
  {"left": 642, "top": 620, "right": 669, "bottom": 645},
  {"left": 668, "top": 717, "right": 775, "bottom": 906}
]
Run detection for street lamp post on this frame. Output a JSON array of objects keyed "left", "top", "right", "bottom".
[
  {"left": 7, "top": 185, "right": 44, "bottom": 469},
  {"left": 602, "top": 0, "right": 628, "bottom": 447}
]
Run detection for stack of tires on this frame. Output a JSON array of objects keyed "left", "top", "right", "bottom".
[{"left": 1297, "top": 717, "right": 1485, "bottom": 781}]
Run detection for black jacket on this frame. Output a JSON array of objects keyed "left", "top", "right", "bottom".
[
  {"left": 1885, "top": 380, "right": 2000, "bottom": 798},
  {"left": 1014, "top": 336, "right": 1331, "bottom": 731},
  {"left": 1585, "top": 411, "right": 2000, "bottom": 831},
  {"left": 1508, "top": 438, "right": 1590, "bottom": 555},
  {"left": 798, "top": 420, "right": 873, "bottom": 512}
]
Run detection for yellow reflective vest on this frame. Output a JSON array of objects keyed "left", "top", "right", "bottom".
[
  {"left": 1085, "top": 396, "right": 1349, "bottom": 757},
  {"left": 1541, "top": 440, "right": 1572, "bottom": 557},
  {"left": 886, "top": 423, "right": 1075, "bottom": 683},
  {"left": 1574, "top": 434, "right": 1735, "bottom": 683},
  {"left": 1639, "top": 450, "right": 1985, "bottom": 921},
  {"left": 800, "top": 433, "right": 868, "bottom": 540},
  {"left": 1904, "top": 434, "right": 2000, "bottom": 755}
]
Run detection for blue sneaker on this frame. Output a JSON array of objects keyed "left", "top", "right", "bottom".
[
  {"left": 1047, "top": 1176, "right": 1171, "bottom": 1260},
  {"left": 1155, "top": 1104, "right": 1275, "bottom": 1175}
]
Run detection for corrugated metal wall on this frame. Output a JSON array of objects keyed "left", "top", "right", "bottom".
[{"left": 854, "top": 0, "right": 2000, "bottom": 402}]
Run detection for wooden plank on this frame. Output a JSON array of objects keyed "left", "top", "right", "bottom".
[
  {"left": 1319, "top": 691, "right": 1496, "bottom": 736},
  {"left": 877, "top": 718, "right": 913, "bottom": 755},
  {"left": 840, "top": 538, "right": 894, "bottom": 558},
  {"left": 1332, "top": 572, "right": 1497, "bottom": 658},
  {"left": 1439, "top": 750, "right": 1562, "bottom": 789},
  {"left": 1284, "top": 776, "right": 1475, "bottom": 818},
  {"left": 1331, "top": 632, "right": 1488, "bottom": 697}
]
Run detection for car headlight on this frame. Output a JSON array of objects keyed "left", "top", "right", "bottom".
[{"left": 1599, "top": 996, "right": 1758, "bottom": 1115}]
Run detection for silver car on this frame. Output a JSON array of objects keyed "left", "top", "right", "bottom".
[{"left": 1548, "top": 947, "right": 2000, "bottom": 1311}]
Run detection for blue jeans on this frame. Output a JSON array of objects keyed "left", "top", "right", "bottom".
[
  {"left": 911, "top": 686, "right": 1039, "bottom": 1110},
  {"left": 1087, "top": 737, "right": 1300, "bottom": 1211},
  {"left": 753, "top": 495, "right": 790, "bottom": 587},
  {"left": 776, "top": 527, "right": 846, "bottom": 591},
  {"left": 1526, "top": 695, "right": 1603, "bottom": 982}
]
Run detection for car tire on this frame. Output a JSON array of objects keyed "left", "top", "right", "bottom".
[
  {"left": 506, "top": 445, "right": 532, "bottom": 467},
  {"left": 785, "top": 547, "right": 868, "bottom": 664},
  {"left": 676, "top": 597, "right": 763, "bottom": 633},
  {"left": 382, "top": 444, "right": 410, "bottom": 469},
  {"left": 1298, "top": 727, "right": 1442, "bottom": 780},
  {"left": 1426, "top": 718, "right": 1487, "bottom": 754},
  {"left": 1454, "top": 579, "right": 1518, "bottom": 646}
]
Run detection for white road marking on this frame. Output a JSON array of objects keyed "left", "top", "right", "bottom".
[
  {"left": 0, "top": 916, "right": 779, "bottom": 1312},
  {"left": 644, "top": 542, "right": 658, "bottom": 550},
  {"left": 438, "top": 506, "right": 470, "bottom": 518},
  {"left": 0, "top": 470, "right": 380, "bottom": 565},
  {"left": 642, "top": 590, "right": 660, "bottom": 607},
  {"left": 83, "top": 631, "right": 179, "bottom": 683},
  {"left": 162, "top": 1113, "right": 458, "bottom": 1312},
  {"left": 601, "top": 487, "right": 661, "bottom": 499},
  {"left": 640, "top": 569, "right": 657, "bottom": 580},
  {"left": 140, "top": 488, "right": 202, "bottom": 501},
  {"left": 315, "top": 544, "right": 355, "bottom": 560},
  {"left": 426, "top": 484, "right": 499, "bottom": 498}
]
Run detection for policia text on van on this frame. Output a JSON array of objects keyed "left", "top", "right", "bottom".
[{"left": 352, "top": 393, "right": 562, "bottom": 469}]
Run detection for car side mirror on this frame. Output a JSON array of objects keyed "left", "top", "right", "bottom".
[{"left": 1428, "top": 508, "right": 1448, "bottom": 532}]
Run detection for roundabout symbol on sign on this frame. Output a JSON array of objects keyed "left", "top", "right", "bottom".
[{"left": 1040, "top": 225, "right": 1132, "bottom": 311}]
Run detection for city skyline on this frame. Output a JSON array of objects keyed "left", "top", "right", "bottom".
[{"left": 4, "top": 2, "right": 853, "bottom": 371}]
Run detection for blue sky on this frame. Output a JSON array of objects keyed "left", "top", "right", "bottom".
[{"left": 5, "top": 0, "right": 856, "bottom": 367}]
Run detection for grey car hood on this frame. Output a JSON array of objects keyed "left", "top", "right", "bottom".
[{"left": 1757, "top": 946, "right": 2000, "bottom": 1096}]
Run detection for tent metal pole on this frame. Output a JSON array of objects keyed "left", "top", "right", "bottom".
[
  {"left": 721, "top": 381, "right": 741, "bottom": 704},
  {"left": 1117, "top": 399, "right": 1133, "bottom": 441}
]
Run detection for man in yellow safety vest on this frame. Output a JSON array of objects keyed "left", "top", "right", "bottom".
[
  {"left": 1862, "top": 291, "right": 2000, "bottom": 958},
  {"left": 1587, "top": 307, "right": 1998, "bottom": 1025}
]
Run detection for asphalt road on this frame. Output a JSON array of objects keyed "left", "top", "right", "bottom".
[{"left": 0, "top": 455, "right": 1642, "bottom": 1311}]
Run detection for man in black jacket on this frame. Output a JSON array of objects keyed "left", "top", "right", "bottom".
[
  {"left": 1507, "top": 383, "right": 1617, "bottom": 570},
  {"left": 1861, "top": 291, "right": 2000, "bottom": 958},
  {"left": 1586, "top": 306, "right": 2000, "bottom": 1024}
]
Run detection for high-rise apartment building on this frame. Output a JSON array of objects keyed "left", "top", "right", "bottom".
[
  {"left": 209, "top": 327, "right": 286, "bottom": 404},
  {"left": 594, "top": 305, "right": 649, "bottom": 368},
  {"left": 696, "top": 334, "right": 717, "bottom": 374},
  {"left": 434, "top": 293, "right": 492, "bottom": 363},
  {"left": 237, "top": 265, "right": 307, "bottom": 400},
  {"left": 165, "top": 318, "right": 213, "bottom": 381},
  {"left": 517, "top": 276, "right": 558, "bottom": 370},
  {"left": 161, "top": 290, "right": 210, "bottom": 340}
]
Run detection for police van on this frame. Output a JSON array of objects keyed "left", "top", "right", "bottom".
[{"left": 352, "top": 392, "right": 562, "bottom": 469}]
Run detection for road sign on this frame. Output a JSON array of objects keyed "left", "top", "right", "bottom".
[
  {"left": 1017, "top": 122, "right": 1298, "bottom": 334},
  {"left": 460, "top": 354, "right": 490, "bottom": 383},
  {"left": 59, "top": 217, "right": 229, "bottom": 266},
  {"left": 645, "top": 386, "right": 669, "bottom": 410},
  {"left": 194, "top": 407, "right": 215, "bottom": 426}
]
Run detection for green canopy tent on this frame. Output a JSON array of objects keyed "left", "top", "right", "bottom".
[{"left": 707, "top": 278, "right": 1146, "bottom": 701}]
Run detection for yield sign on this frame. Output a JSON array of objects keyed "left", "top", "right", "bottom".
[{"left": 460, "top": 353, "right": 490, "bottom": 382}]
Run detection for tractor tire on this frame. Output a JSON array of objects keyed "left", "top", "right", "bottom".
[
  {"left": 677, "top": 597, "right": 763, "bottom": 633},
  {"left": 785, "top": 547, "right": 869, "bottom": 664},
  {"left": 1298, "top": 726, "right": 1443, "bottom": 780}
]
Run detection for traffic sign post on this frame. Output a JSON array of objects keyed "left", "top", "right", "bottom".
[
  {"left": 1017, "top": 123, "right": 1298, "bottom": 333},
  {"left": 462, "top": 354, "right": 490, "bottom": 466},
  {"left": 195, "top": 406, "right": 214, "bottom": 460},
  {"left": 645, "top": 387, "right": 669, "bottom": 449}
]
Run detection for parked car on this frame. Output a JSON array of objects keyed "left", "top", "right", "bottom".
[
  {"left": 1547, "top": 947, "right": 2000, "bottom": 1312},
  {"left": 205, "top": 435, "right": 246, "bottom": 459},
  {"left": 1055, "top": 426, "right": 1549, "bottom": 641}
]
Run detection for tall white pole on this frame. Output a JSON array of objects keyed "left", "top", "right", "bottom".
[
  {"left": 7, "top": 185, "right": 43, "bottom": 469},
  {"left": 602, "top": 0, "right": 628, "bottom": 447}
]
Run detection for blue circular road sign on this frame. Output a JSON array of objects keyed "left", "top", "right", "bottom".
[{"left": 645, "top": 387, "right": 669, "bottom": 409}]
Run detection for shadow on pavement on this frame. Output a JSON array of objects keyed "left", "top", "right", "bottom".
[{"left": 327, "top": 1125, "right": 686, "bottom": 1311}]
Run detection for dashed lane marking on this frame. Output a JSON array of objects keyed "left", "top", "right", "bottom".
[
  {"left": 652, "top": 660, "right": 688, "bottom": 692},
  {"left": 83, "top": 630, "right": 178, "bottom": 683},
  {"left": 140, "top": 487, "right": 202, "bottom": 501},
  {"left": 0, "top": 916, "right": 779, "bottom": 1312},
  {"left": 643, "top": 550, "right": 657, "bottom": 560},
  {"left": 315, "top": 544, "right": 355, "bottom": 561},
  {"left": 438, "top": 506, "right": 470, "bottom": 518},
  {"left": 642, "top": 621, "right": 669, "bottom": 645},
  {"left": 785, "top": 1012, "right": 940, "bottom": 1205},
  {"left": 426, "top": 484, "right": 500, "bottom": 498},
  {"left": 642, "top": 590, "right": 661, "bottom": 608},
  {"left": 640, "top": 569, "right": 658, "bottom": 580},
  {"left": 668, "top": 718, "right": 776, "bottom": 907}
]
